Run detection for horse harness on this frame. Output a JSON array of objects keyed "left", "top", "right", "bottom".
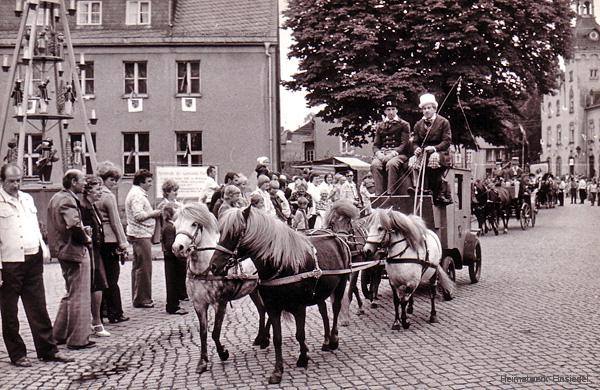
[
  {"left": 366, "top": 229, "right": 435, "bottom": 273},
  {"left": 213, "top": 229, "right": 380, "bottom": 288}
]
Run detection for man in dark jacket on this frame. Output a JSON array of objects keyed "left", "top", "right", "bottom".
[
  {"left": 370, "top": 100, "right": 411, "bottom": 195},
  {"left": 47, "top": 169, "right": 95, "bottom": 349},
  {"left": 412, "top": 93, "right": 452, "bottom": 206}
]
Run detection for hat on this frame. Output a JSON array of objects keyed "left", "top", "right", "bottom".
[
  {"left": 419, "top": 93, "right": 438, "bottom": 109},
  {"left": 257, "top": 156, "right": 270, "bottom": 165},
  {"left": 383, "top": 99, "right": 398, "bottom": 109}
]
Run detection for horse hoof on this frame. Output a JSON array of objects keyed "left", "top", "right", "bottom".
[
  {"left": 429, "top": 316, "right": 438, "bottom": 324},
  {"left": 268, "top": 371, "right": 283, "bottom": 384},
  {"left": 329, "top": 339, "right": 339, "bottom": 351},
  {"left": 407, "top": 307, "right": 413, "bottom": 315},
  {"left": 371, "top": 302, "right": 379, "bottom": 309},
  {"left": 357, "top": 308, "right": 365, "bottom": 316},
  {"left": 503, "top": 230, "right": 508, "bottom": 234},
  {"left": 391, "top": 323, "right": 401, "bottom": 331},
  {"left": 218, "top": 348, "right": 229, "bottom": 361},
  {"left": 260, "top": 339, "right": 270, "bottom": 349},
  {"left": 340, "top": 319, "right": 349, "bottom": 327},
  {"left": 196, "top": 360, "right": 208, "bottom": 374},
  {"left": 321, "top": 343, "right": 331, "bottom": 352},
  {"left": 402, "top": 322, "right": 411, "bottom": 330},
  {"left": 296, "top": 355, "right": 309, "bottom": 368}
]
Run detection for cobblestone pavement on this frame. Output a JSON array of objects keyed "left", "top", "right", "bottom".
[{"left": 1, "top": 202, "right": 599, "bottom": 389}]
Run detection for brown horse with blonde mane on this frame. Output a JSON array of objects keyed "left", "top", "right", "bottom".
[{"left": 210, "top": 206, "right": 351, "bottom": 384}]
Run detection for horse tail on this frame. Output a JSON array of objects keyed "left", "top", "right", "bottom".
[{"left": 436, "top": 264, "right": 455, "bottom": 298}]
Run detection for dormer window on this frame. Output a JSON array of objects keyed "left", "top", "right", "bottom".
[{"left": 126, "top": 1, "right": 151, "bottom": 25}]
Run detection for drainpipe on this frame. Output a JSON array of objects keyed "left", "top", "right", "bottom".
[{"left": 264, "top": 42, "right": 274, "bottom": 167}]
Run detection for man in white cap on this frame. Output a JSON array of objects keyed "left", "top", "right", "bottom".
[
  {"left": 370, "top": 99, "right": 411, "bottom": 195},
  {"left": 255, "top": 156, "right": 271, "bottom": 178},
  {"left": 413, "top": 93, "right": 452, "bottom": 206}
]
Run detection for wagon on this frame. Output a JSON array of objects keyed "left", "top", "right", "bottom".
[
  {"left": 372, "top": 168, "right": 482, "bottom": 295},
  {"left": 501, "top": 183, "right": 537, "bottom": 230}
]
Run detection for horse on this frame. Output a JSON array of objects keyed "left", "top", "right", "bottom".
[
  {"left": 171, "top": 203, "right": 270, "bottom": 375},
  {"left": 486, "top": 184, "right": 513, "bottom": 234},
  {"left": 323, "top": 200, "right": 368, "bottom": 321},
  {"left": 471, "top": 180, "right": 489, "bottom": 235},
  {"left": 210, "top": 206, "right": 351, "bottom": 384},
  {"left": 363, "top": 209, "right": 455, "bottom": 330}
]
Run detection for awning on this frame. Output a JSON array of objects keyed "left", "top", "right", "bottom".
[{"left": 291, "top": 156, "right": 371, "bottom": 171}]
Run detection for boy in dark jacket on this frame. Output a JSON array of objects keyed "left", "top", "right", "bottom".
[{"left": 161, "top": 205, "right": 188, "bottom": 315}]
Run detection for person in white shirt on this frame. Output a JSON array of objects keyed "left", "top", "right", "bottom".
[
  {"left": 252, "top": 175, "right": 275, "bottom": 218},
  {"left": 578, "top": 177, "right": 587, "bottom": 204},
  {"left": 199, "top": 166, "right": 219, "bottom": 204}
]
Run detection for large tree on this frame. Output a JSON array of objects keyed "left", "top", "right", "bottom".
[{"left": 284, "top": 0, "right": 574, "bottom": 148}]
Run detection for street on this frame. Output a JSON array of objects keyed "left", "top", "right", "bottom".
[{"left": 1, "top": 202, "right": 599, "bottom": 389}]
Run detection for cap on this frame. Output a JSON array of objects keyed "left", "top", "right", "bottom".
[
  {"left": 257, "top": 156, "right": 270, "bottom": 165},
  {"left": 419, "top": 93, "right": 438, "bottom": 109},
  {"left": 384, "top": 99, "right": 398, "bottom": 109}
]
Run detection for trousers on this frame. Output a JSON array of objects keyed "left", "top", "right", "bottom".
[
  {"left": 100, "top": 243, "right": 124, "bottom": 320},
  {"left": 0, "top": 250, "right": 58, "bottom": 362},
  {"left": 371, "top": 154, "right": 410, "bottom": 195},
  {"left": 129, "top": 237, "right": 153, "bottom": 306}
]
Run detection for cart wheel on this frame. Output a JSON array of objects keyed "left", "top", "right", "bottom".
[
  {"left": 468, "top": 243, "right": 482, "bottom": 284},
  {"left": 519, "top": 203, "right": 530, "bottom": 230},
  {"left": 440, "top": 256, "right": 455, "bottom": 301}
]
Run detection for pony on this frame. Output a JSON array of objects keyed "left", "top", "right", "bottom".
[
  {"left": 171, "top": 203, "right": 270, "bottom": 375},
  {"left": 323, "top": 200, "right": 367, "bottom": 321},
  {"left": 210, "top": 206, "right": 350, "bottom": 384},
  {"left": 363, "top": 209, "right": 455, "bottom": 330},
  {"left": 486, "top": 184, "right": 513, "bottom": 234},
  {"left": 472, "top": 180, "right": 490, "bottom": 235}
]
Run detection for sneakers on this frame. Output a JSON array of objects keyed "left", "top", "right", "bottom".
[{"left": 92, "top": 324, "right": 111, "bottom": 337}]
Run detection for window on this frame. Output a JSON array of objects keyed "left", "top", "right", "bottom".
[
  {"left": 569, "top": 88, "right": 574, "bottom": 114},
  {"left": 176, "top": 61, "right": 201, "bottom": 95},
  {"left": 547, "top": 102, "right": 552, "bottom": 118},
  {"left": 589, "top": 120, "right": 595, "bottom": 141},
  {"left": 556, "top": 100, "right": 560, "bottom": 116},
  {"left": 590, "top": 68, "right": 598, "bottom": 80},
  {"left": 305, "top": 141, "right": 315, "bottom": 162},
  {"left": 77, "top": 1, "right": 102, "bottom": 25},
  {"left": 176, "top": 132, "right": 202, "bottom": 166},
  {"left": 26, "top": 7, "right": 51, "bottom": 26},
  {"left": 126, "top": 1, "right": 151, "bottom": 25},
  {"left": 569, "top": 71, "right": 573, "bottom": 82},
  {"left": 67, "top": 133, "right": 97, "bottom": 174},
  {"left": 485, "top": 149, "right": 494, "bottom": 163},
  {"left": 124, "top": 62, "right": 147, "bottom": 95},
  {"left": 79, "top": 62, "right": 95, "bottom": 96},
  {"left": 569, "top": 122, "right": 575, "bottom": 143},
  {"left": 546, "top": 127, "right": 552, "bottom": 147},
  {"left": 556, "top": 156, "right": 562, "bottom": 177},
  {"left": 340, "top": 139, "right": 352, "bottom": 154},
  {"left": 557, "top": 125, "right": 562, "bottom": 145},
  {"left": 17, "top": 134, "right": 42, "bottom": 177},
  {"left": 123, "top": 133, "right": 150, "bottom": 174}
]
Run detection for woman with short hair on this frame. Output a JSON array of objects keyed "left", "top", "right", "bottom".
[{"left": 95, "top": 161, "right": 129, "bottom": 324}]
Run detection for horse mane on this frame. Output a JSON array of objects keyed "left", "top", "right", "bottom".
[
  {"left": 218, "top": 208, "right": 313, "bottom": 272},
  {"left": 324, "top": 200, "right": 360, "bottom": 229},
  {"left": 176, "top": 202, "right": 219, "bottom": 234},
  {"left": 369, "top": 209, "right": 427, "bottom": 250}
]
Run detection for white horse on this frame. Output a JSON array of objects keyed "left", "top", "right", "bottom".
[
  {"left": 171, "top": 203, "right": 269, "bottom": 374},
  {"left": 363, "top": 209, "right": 455, "bottom": 330}
]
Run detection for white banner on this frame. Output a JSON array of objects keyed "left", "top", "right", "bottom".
[{"left": 155, "top": 166, "right": 211, "bottom": 199}]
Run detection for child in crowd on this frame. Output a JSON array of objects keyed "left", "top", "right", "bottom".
[
  {"left": 161, "top": 205, "right": 188, "bottom": 315},
  {"left": 314, "top": 188, "right": 332, "bottom": 229},
  {"left": 292, "top": 196, "right": 310, "bottom": 230},
  {"left": 250, "top": 193, "right": 265, "bottom": 210}
]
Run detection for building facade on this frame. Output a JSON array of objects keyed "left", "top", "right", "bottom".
[
  {"left": 541, "top": 5, "right": 600, "bottom": 178},
  {"left": 0, "top": 0, "right": 279, "bottom": 199}
]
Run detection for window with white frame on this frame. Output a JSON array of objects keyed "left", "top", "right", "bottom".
[
  {"left": 305, "top": 142, "right": 315, "bottom": 162},
  {"left": 124, "top": 61, "right": 147, "bottom": 95},
  {"left": 126, "top": 1, "right": 151, "bottom": 25},
  {"left": 340, "top": 138, "right": 352, "bottom": 154},
  {"left": 176, "top": 61, "right": 201, "bottom": 95},
  {"left": 77, "top": 1, "right": 102, "bottom": 25},
  {"left": 556, "top": 125, "right": 562, "bottom": 145},
  {"left": 123, "top": 133, "right": 150, "bottom": 174},
  {"left": 556, "top": 100, "right": 560, "bottom": 116},
  {"left": 485, "top": 149, "right": 494, "bottom": 163},
  {"left": 569, "top": 88, "right": 574, "bottom": 113},
  {"left": 67, "top": 133, "right": 96, "bottom": 174},
  {"left": 79, "top": 62, "right": 95, "bottom": 96},
  {"left": 547, "top": 102, "right": 552, "bottom": 118},
  {"left": 176, "top": 132, "right": 202, "bottom": 166},
  {"left": 16, "top": 134, "right": 42, "bottom": 177},
  {"left": 590, "top": 68, "right": 599, "bottom": 80},
  {"left": 546, "top": 127, "right": 552, "bottom": 147}
]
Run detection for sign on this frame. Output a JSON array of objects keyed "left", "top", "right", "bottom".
[
  {"left": 529, "top": 162, "right": 549, "bottom": 176},
  {"left": 181, "top": 97, "right": 196, "bottom": 112},
  {"left": 128, "top": 98, "right": 143, "bottom": 112},
  {"left": 155, "top": 166, "right": 213, "bottom": 199}
]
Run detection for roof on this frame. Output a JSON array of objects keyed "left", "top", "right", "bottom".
[
  {"left": 293, "top": 119, "right": 315, "bottom": 137},
  {"left": 0, "top": 0, "right": 277, "bottom": 46},
  {"left": 172, "top": 0, "right": 277, "bottom": 40},
  {"left": 574, "top": 15, "right": 600, "bottom": 50}
]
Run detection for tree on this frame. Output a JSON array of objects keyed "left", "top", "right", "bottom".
[{"left": 284, "top": 0, "right": 574, "bottom": 147}]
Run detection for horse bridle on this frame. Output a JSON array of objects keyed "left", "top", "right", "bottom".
[
  {"left": 213, "top": 226, "right": 247, "bottom": 274},
  {"left": 175, "top": 224, "right": 216, "bottom": 253},
  {"left": 365, "top": 229, "right": 411, "bottom": 260}
]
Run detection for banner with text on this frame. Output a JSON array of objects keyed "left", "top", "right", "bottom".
[{"left": 155, "top": 166, "right": 212, "bottom": 199}]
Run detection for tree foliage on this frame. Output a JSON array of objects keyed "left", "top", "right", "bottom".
[{"left": 284, "top": 0, "right": 574, "bottom": 147}]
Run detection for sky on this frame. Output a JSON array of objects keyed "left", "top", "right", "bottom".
[{"left": 279, "top": 0, "right": 315, "bottom": 131}]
